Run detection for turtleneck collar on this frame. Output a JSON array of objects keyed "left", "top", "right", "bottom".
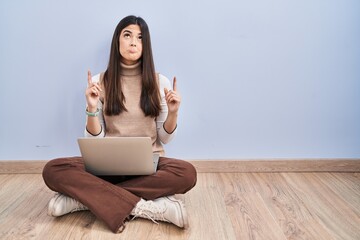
[{"left": 120, "top": 61, "right": 142, "bottom": 76}]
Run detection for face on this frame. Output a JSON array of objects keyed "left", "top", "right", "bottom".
[{"left": 119, "top": 24, "right": 143, "bottom": 65}]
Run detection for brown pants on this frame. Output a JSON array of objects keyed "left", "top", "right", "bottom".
[{"left": 42, "top": 157, "right": 197, "bottom": 233}]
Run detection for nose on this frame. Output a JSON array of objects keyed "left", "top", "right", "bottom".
[{"left": 130, "top": 37, "right": 137, "bottom": 47}]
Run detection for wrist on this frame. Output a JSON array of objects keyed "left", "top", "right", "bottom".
[
  {"left": 86, "top": 107, "right": 100, "bottom": 117},
  {"left": 87, "top": 106, "right": 97, "bottom": 113},
  {"left": 167, "top": 111, "right": 178, "bottom": 118}
]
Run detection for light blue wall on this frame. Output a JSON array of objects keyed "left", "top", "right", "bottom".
[{"left": 1, "top": 0, "right": 359, "bottom": 160}]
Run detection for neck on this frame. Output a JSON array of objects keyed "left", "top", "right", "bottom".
[
  {"left": 120, "top": 61, "right": 142, "bottom": 76},
  {"left": 121, "top": 58, "right": 139, "bottom": 66}
]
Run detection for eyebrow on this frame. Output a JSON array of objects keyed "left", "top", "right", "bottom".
[{"left": 123, "top": 30, "right": 142, "bottom": 35}]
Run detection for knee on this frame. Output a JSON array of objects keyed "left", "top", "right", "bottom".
[
  {"left": 179, "top": 160, "right": 197, "bottom": 191},
  {"left": 42, "top": 158, "right": 64, "bottom": 188},
  {"left": 42, "top": 157, "right": 80, "bottom": 189}
]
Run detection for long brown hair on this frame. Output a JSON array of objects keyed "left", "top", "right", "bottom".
[{"left": 103, "top": 15, "right": 161, "bottom": 117}]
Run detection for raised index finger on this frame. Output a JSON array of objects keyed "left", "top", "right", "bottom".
[
  {"left": 87, "top": 70, "right": 92, "bottom": 86},
  {"left": 173, "top": 77, "right": 177, "bottom": 91}
]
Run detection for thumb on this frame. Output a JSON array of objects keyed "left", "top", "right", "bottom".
[{"left": 164, "top": 87, "right": 169, "bottom": 95}]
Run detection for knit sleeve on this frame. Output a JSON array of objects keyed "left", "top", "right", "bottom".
[
  {"left": 84, "top": 73, "right": 105, "bottom": 138},
  {"left": 156, "top": 74, "right": 177, "bottom": 144}
]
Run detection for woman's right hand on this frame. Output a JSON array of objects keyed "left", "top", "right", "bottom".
[{"left": 85, "top": 70, "right": 102, "bottom": 111}]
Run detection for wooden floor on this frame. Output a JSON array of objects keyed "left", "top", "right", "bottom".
[{"left": 0, "top": 172, "right": 359, "bottom": 240}]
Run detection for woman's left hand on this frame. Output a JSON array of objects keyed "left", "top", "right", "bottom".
[{"left": 164, "top": 77, "right": 181, "bottom": 114}]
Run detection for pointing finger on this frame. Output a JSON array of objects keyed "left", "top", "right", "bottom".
[
  {"left": 87, "top": 70, "right": 92, "bottom": 86},
  {"left": 173, "top": 77, "right": 177, "bottom": 92}
]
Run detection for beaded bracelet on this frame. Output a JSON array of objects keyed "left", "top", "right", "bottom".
[{"left": 86, "top": 108, "right": 100, "bottom": 117}]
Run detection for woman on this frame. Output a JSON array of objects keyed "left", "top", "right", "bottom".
[{"left": 42, "top": 15, "right": 197, "bottom": 234}]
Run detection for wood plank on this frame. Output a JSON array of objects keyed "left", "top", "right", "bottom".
[
  {"left": 282, "top": 173, "right": 360, "bottom": 240},
  {"left": 182, "top": 173, "right": 237, "bottom": 239},
  {"left": 185, "top": 185, "right": 237, "bottom": 240},
  {"left": 218, "top": 173, "right": 287, "bottom": 240},
  {"left": 0, "top": 160, "right": 47, "bottom": 174},
  {"left": 1, "top": 159, "right": 360, "bottom": 174},
  {"left": 0, "top": 172, "right": 359, "bottom": 239},
  {"left": 0, "top": 175, "right": 53, "bottom": 239},
  {"left": 315, "top": 173, "right": 360, "bottom": 217},
  {"left": 331, "top": 172, "right": 360, "bottom": 195},
  {"left": 249, "top": 173, "right": 335, "bottom": 240}
]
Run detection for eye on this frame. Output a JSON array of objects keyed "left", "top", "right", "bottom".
[
  {"left": 124, "top": 33, "right": 131, "bottom": 38},
  {"left": 138, "top": 35, "right": 142, "bottom": 41}
]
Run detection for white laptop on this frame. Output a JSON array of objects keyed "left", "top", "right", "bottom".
[{"left": 77, "top": 137, "right": 160, "bottom": 176}]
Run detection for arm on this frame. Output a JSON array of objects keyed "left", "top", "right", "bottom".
[
  {"left": 156, "top": 74, "right": 181, "bottom": 144},
  {"left": 163, "top": 104, "right": 178, "bottom": 134},
  {"left": 84, "top": 100, "right": 105, "bottom": 137},
  {"left": 84, "top": 71, "right": 105, "bottom": 138}
]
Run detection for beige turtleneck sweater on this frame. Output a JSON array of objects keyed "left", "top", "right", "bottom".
[{"left": 84, "top": 62, "right": 176, "bottom": 156}]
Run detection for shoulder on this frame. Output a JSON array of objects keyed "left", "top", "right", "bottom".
[
  {"left": 91, "top": 73, "right": 101, "bottom": 83},
  {"left": 91, "top": 72, "right": 106, "bottom": 84},
  {"left": 157, "top": 73, "right": 172, "bottom": 90},
  {"left": 91, "top": 72, "right": 105, "bottom": 89}
]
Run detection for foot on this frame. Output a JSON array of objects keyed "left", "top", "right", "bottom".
[
  {"left": 48, "top": 193, "right": 88, "bottom": 217},
  {"left": 131, "top": 195, "right": 189, "bottom": 229}
]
